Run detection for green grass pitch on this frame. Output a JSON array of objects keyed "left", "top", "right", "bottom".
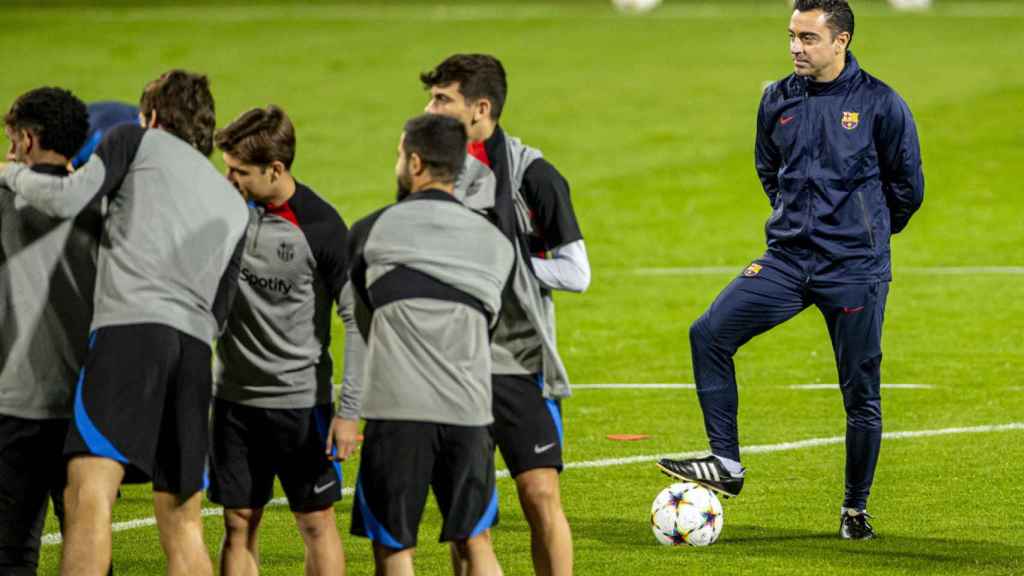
[{"left": 2, "top": 1, "right": 1022, "bottom": 574}]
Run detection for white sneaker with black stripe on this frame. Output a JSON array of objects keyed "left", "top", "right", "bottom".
[{"left": 656, "top": 455, "right": 744, "bottom": 498}]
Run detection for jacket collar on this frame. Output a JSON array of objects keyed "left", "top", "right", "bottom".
[
  {"left": 805, "top": 51, "right": 860, "bottom": 96},
  {"left": 483, "top": 125, "right": 505, "bottom": 164},
  {"left": 401, "top": 188, "right": 461, "bottom": 204},
  {"left": 31, "top": 163, "right": 71, "bottom": 176}
]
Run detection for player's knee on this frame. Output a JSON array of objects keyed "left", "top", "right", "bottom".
[
  {"left": 517, "top": 471, "right": 561, "bottom": 513},
  {"left": 223, "top": 508, "right": 261, "bottom": 537},
  {"left": 294, "top": 508, "right": 336, "bottom": 540},
  {"left": 689, "top": 315, "right": 716, "bottom": 351},
  {"left": 845, "top": 402, "right": 882, "bottom": 431}
]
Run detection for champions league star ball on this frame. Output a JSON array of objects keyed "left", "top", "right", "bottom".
[
  {"left": 612, "top": 0, "right": 663, "bottom": 13},
  {"left": 650, "top": 482, "right": 724, "bottom": 547}
]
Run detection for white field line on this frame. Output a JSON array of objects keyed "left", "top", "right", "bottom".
[
  {"left": 570, "top": 383, "right": 935, "bottom": 390},
  {"left": 42, "top": 490, "right": 356, "bottom": 547},
  {"left": 789, "top": 383, "right": 935, "bottom": 390},
  {"left": 631, "top": 266, "right": 1024, "bottom": 277},
  {"left": 41, "top": 421, "right": 1024, "bottom": 546},
  {"left": 573, "top": 383, "right": 696, "bottom": 390}
]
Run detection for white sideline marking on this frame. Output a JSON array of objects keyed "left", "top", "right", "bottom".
[
  {"left": 789, "top": 383, "right": 935, "bottom": 390},
  {"left": 564, "top": 422, "right": 1024, "bottom": 471},
  {"left": 631, "top": 266, "right": 1024, "bottom": 277},
  {"left": 553, "top": 383, "right": 933, "bottom": 391},
  {"left": 573, "top": 383, "right": 696, "bottom": 390},
  {"left": 42, "top": 490, "right": 355, "bottom": 547},
  {"left": 41, "top": 422, "right": 1024, "bottom": 546}
]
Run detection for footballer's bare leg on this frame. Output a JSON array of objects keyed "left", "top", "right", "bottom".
[
  {"left": 449, "top": 531, "right": 504, "bottom": 576},
  {"left": 60, "top": 456, "right": 124, "bottom": 576},
  {"left": 293, "top": 506, "right": 346, "bottom": 576},
  {"left": 373, "top": 544, "right": 414, "bottom": 576},
  {"left": 516, "top": 468, "right": 572, "bottom": 576},
  {"left": 453, "top": 534, "right": 501, "bottom": 576},
  {"left": 154, "top": 490, "right": 213, "bottom": 576},
  {"left": 220, "top": 508, "right": 263, "bottom": 576}
]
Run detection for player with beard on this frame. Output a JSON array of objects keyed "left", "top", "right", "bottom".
[{"left": 346, "top": 114, "right": 514, "bottom": 576}]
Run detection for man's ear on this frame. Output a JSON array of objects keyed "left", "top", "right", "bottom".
[
  {"left": 269, "top": 160, "right": 287, "bottom": 182},
  {"left": 473, "top": 98, "right": 492, "bottom": 125},
  {"left": 835, "top": 31, "right": 850, "bottom": 54},
  {"left": 22, "top": 129, "right": 36, "bottom": 157},
  {"left": 142, "top": 109, "right": 158, "bottom": 129},
  {"left": 409, "top": 152, "right": 424, "bottom": 176}
]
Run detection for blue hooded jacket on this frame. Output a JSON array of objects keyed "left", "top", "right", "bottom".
[{"left": 756, "top": 52, "right": 924, "bottom": 283}]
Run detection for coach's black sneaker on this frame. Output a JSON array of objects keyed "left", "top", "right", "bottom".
[
  {"left": 656, "top": 455, "right": 744, "bottom": 498},
  {"left": 839, "top": 509, "right": 875, "bottom": 540}
]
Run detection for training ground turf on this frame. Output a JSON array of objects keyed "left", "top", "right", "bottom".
[{"left": 3, "top": 1, "right": 1022, "bottom": 574}]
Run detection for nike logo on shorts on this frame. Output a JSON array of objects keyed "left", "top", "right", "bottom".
[
  {"left": 313, "top": 481, "right": 336, "bottom": 494},
  {"left": 534, "top": 442, "right": 557, "bottom": 454}
]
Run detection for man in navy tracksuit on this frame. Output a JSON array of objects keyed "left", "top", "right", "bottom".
[{"left": 658, "top": 0, "right": 924, "bottom": 540}]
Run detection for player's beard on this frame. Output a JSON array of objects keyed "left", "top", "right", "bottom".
[{"left": 395, "top": 169, "right": 412, "bottom": 202}]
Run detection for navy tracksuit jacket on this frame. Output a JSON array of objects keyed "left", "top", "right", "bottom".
[{"left": 691, "top": 53, "right": 924, "bottom": 510}]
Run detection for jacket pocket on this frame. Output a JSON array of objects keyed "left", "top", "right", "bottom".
[{"left": 855, "top": 190, "right": 875, "bottom": 249}]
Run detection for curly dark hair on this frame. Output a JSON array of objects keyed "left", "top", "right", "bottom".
[
  {"left": 139, "top": 69, "right": 216, "bottom": 156},
  {"left": 4, "top": 87, "right": 89, "bottom": 159},
  {"left": 793, "top": 0, "right": 855, "bottom": 47},
  {"left": 215, "top": 105, "right": 296, "bottom": 169},
  {"left": 420, "top": 54, "right": 508, "bottom": 120}
]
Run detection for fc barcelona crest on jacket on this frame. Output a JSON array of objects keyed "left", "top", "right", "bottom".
[
  {"left": 277, "top": 241, "right": 294, "bottom": 262},
  {"left": 841, "top": 111, "right": 860, "bottom": 130}
]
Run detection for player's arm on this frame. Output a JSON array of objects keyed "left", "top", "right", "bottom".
[
  {"left": 327, "top": 282, "right": 366, "bottom": 461},
  {"left": 521, "top": 159, "right": 591, "bottom": 293},
  {"left": 212, "top": 231, "right": 248, "bottom": 335},
  {"left": 300, "top": 208, "right": 363, "bottom": 461},
  {"left": 531, "top": 240, "right": 590, "bottom": 293},
  {"left": 0, "top": 123, "right": 144, "bottom": 219},
  {"left": 327, "top": 212, "right": 381, "bottom": 462},
  {"left": 875, "top": 91, "right": 924, "bottom": 234},
  {"left": 754, "top": 89, "right": 782, "bottom": 206}
]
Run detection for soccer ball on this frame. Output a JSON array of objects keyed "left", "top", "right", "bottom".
[
  {"left": 650, "top": 482, "right": 724, "bottom": 546},
  {"left": 611, "top": 0, "right": 663, "bottom": 13},
  {"left": 888, "top": 0, "right": 932, "bottom": 10}
]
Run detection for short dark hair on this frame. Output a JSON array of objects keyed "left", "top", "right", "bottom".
[
  {"left": 420, "top": 54, "right": 508, "bottom": 120},
  {"left": 139, "top": 69, "right": 216, "bottom": 156},
  {"left": 215, "top": 105, "right": 296, "bottom": 170},
  {"left": 402, "top": 114, "right": 467, "bottom": 185},
  {"left": 4, "top": 87, "right": 89, "bottom": 159},
  {"left": 793, "top": 0, "right": 855, "bottom": 47}
]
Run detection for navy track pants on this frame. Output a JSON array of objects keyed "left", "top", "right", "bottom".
[{"left": 690, "top": 252, "right": 888, "bottom": 510}]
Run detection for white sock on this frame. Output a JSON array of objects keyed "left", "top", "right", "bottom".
[
  {"left": 841, "top": 507, "right": 866, "bottom": 516},
  {"left": 713, "top": 454, "right": 745, "bottom": 477}
]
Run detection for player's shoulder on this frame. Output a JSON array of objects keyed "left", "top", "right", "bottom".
[
  {"left": 762, "top": 74, "right": 803, "bottom": 103},
  {"left": 524, "top": 157, "right": 563, "bottom": 182},
  {"left": 350, "top": 205, "right": 391, "bottom": 243},
  {"left": 290, "top": 181, "right": 347, "bottom": 229},
  {"left": 854, "top": 65, "right": 895, "bottom": 94},
  {"left": 94, "top": 122, "right": 146, "bottom": 156},
  {"left": 854, "top": 68, "right": 910, "bottom": 114}
]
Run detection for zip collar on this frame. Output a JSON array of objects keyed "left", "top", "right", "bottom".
[
  {"left": 805, "top": 52, "right": 860, "bottom": 96},
  {"left": 401, "top": 189, "right": 461, "bottom": 204}
]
